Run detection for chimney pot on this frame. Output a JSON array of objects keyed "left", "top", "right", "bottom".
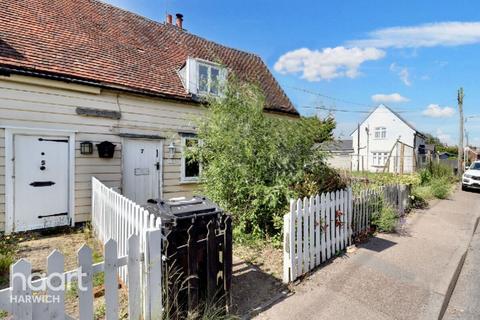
[
  {"left": 175, "top": 13, "right": 183, "bottom": 29},
  {"left": 166, "top": 14, "right": 172, "bottom": 24}
]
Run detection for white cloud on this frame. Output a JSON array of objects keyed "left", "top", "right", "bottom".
[
  {"left": 371, "top": 93, "right": 409, "bottom": 104},
  {"left": 347, "top": 22, "right": 480, "bottom": 48},
  {"left": 436, "top": 129, "right": 454, "bottom": 145},
  {"left": 422, "top": 104, "right": 455, "bottom": 118},
  {"left": 390, "top": 63, "right": 411, "bottom": 86},
  {"left": 274, "top": 47, "right": 385, "bottom": 81}
]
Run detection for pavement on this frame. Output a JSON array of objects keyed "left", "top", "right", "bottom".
[
  {"left": 254, "top": 188, "right": 480, "bottom": 320},
  {"left": 443, "top": 209, "right": 480, "bottom": 320}
]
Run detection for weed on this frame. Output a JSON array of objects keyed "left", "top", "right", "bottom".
[
  {"left": 371, "top": 205, "right": 398, "bottom": 233},
  {"left": 94, "top": 301, "right": 106, "bottom": 320},
  {"left": 430, "top": 178, "right": 451, "bottom": 199}
]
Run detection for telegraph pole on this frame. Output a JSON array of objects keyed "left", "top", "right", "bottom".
[{"left": 457, "top": 88, "right": 464, "bottom": 176}]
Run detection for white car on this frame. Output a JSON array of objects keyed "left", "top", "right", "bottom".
[{"left": 462, "top": 161, "right": 480, "bottom": 191}]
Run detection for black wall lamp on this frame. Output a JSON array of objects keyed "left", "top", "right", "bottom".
[{"left": 80, "top": 141, "right": 93, "bottom": 155}]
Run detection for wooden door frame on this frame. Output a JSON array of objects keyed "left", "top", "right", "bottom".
[
  {"left": 4, "top": 126, "right": 76, "bottom": 234},
  {"left": 121, "top": 137, "right": 164, "bottom": 202}
]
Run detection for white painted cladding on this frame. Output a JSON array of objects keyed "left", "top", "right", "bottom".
[
  {"left": 351, "top": 105, "right": 421, "bottom": 173},
  {"left": 0, "top": 76, "right": 210, "bottom": 231}
]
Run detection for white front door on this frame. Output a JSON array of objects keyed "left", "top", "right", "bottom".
[
  {"left": 13, "top": 135, "right": 70, "bottom": 231},
  {"left": 123, "top": 139, "right": 162, "bottom": 204}
]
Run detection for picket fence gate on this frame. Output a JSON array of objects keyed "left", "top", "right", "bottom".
[
  {"left": 91, "top": 177, "right": 162, "bottom": 284},
  {"left": 0, "top": 230, "right": 162, "bottom": 320},
  {"left": 283, "top": 188, "right": 353, "bottom": 283},
  {"left": 283, "top": 184, "right": 410, "bottom": 283}
]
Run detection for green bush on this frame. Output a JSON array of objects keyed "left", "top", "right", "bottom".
[
  {"left": 430, "top": 178, "right": 451, "bottom": 199},
  {"left": 428, "top": 162, "right": 454, "bottom": 180},
  {"left": 419, "top": 169, "right": 431, "bottom": 185},
  {"left": 371, "top": 204, "right": 398, "bottom": 233},
  {"left": 193, "top": 80, "right": 336, "bottom": 239}
]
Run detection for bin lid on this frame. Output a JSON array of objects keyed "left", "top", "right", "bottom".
[{"left": 149, "top": 196, "right": 223, "bottom": 220}]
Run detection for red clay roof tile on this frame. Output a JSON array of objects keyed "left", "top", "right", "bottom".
[{"left": 0, "top": 0, "right": 298, "bottom": 115}]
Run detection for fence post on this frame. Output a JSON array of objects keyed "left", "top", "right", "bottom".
[
  {"left": 347, "top": 188, "right": 353, "bottom": 245},
  {"left": 144, "top": 229, "right": 163, "bottom": 320},
  {"left": 289, "top": 199, "right": 296, "bottom": 281},
  {"left": 104, "top": 239, "right": 119, "bottom": 320},
  {"left": 128, "top": 234, "right": 142, "bottom": 320},
  {"left": 296, "top": 198, "right": 303, "bottom": 275},
  {"left": 78, "top": 245, "right": 93, "bottom": 320},
  {"left": 283, "top": 213, "right": 291, "bottom": 283},
  {"left": 11, "top": 259, "right": 32, "bottom": 319},
  {"left": 47, "top": 250, "right": 65, "bottom": 320}
]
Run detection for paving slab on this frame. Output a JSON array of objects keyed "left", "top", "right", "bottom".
[
  {"left": 255, "top": 189, "right": 480, "bottom": 320},
  {"left": 443, "top": 207, "right": 480, "bottom": 320}
]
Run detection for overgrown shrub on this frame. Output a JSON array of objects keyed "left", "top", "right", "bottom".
[
  {"left": 370, "top": 204, "right": 398, "bottom": 233},
  {"left": 419, "top": 169, "right": 431, "bottom": 185},
  {"left": 292, "top": 162, "right": 349, "bottom": 198},
  {"left": 193, "top": 80, "right": 336, "bottom": 239},
  {"left": 427, "top": 162, "right": 454, "bottom": 180},
  {"left": 430, "top": 178, "right": 451, "bottom": 199}
]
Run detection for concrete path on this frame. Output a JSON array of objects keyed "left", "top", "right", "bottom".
[
  {"left": 255, "top": 189, "right": 480, "bottom": 320},
  {"left": 443, "top": 208, "right": 480, "bottom": 320}
]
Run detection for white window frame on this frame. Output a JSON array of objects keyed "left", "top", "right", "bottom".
[
  {"left": 197, "top": 62, "right": 222, "bottom": 96},
  {"left": 180, "top": 135, "right": 202, "bottom": 183},
  {"left": 372, "top": 151, "right": 389, "bottom": 166},
  {"left": 374, "top": 127, "right": 387, "bottom": 139}
]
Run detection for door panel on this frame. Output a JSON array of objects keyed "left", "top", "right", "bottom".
[
  {"left": 14, "top": 135, "right": 70, "bottom": 231},
  {"left": 123, "top": 139, "right": 162, "bottom": 204}
]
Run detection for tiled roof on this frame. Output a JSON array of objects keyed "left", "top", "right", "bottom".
[{"left": 0, "top": 0, "right": 298, "bottom": 115}]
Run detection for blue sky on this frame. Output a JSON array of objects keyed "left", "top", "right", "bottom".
[{"left": 105, "top": 0, "right": 480, "bottom": 146}]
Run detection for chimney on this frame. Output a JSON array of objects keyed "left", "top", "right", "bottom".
[
  {"left": 166, "top": 14, "right": 173, "bottom": 24},
  {"left": 175, "top": 13, "right": 183, "bottom": 29}
]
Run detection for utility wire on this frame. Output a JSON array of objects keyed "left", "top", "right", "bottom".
[{"left": 287, "top": 86, "right": 375, "bottom": 108}]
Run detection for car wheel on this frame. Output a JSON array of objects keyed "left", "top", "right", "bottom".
[{"left": 462, "top": 185, "right": 468, "bottom": 191}]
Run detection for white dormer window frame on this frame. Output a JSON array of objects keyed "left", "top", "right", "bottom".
[
  {"left": 374, "top": 127, "right": 387, "bottom": 139},
  {"left": 197, "top": 61, "right": 221, "bottom": 96},
  {"left": 185, "top": 58, "right": 226, "bottom": 96}
]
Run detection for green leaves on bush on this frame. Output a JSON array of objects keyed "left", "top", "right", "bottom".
[
  {"left": 371, "top": 204, "right": 398, "bottom": 233},
  {"left": 193, "top": 80, "right": 336, "bottom": 239},
  {"left": 430, "top": 178, "right": 451, "bottom": 199}
]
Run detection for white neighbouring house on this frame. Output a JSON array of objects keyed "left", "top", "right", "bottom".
[{"left": 351, "top": 104, "right": 426, "bottom": 173}]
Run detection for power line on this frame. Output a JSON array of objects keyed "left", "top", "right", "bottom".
[
  {"left": 300, "top": 105, "right": 415, "bottom": 114},
  {"left": 287, "top": 86, "right": 375, "bottom": 108}
]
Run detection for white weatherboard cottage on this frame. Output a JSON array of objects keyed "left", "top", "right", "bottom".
[
  {"left": 0, "top": 0, "right": 298, "bottom": 233},
  {"left": 351, "top": 104, "right": 426, "bottom": 173}
]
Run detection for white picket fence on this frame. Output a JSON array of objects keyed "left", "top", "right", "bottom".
[
  {"left": 91, "top": 177, "right": 161, "bottom": 284},
  {"left": 283, "top": 184, "right": 410, "bottom": 283},
  {"left": 283, "top": 188, "right": 353, "bottom": 283},
  {"left": 0, "top": 230, "right": 163, "bottom": 320}
]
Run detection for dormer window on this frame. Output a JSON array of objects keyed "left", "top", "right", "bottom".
[
  {"left": 181, "top": 58, "right": 226, "bottom": 96},
  {"left": 198, "top": 63, "right": 220, "bottom": 95}
]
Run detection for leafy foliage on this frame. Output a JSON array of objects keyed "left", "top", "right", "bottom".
[
  {"left": 192, "top": 80, "right": 336, "bottom": 238},
  {"left": 424, "top": 133, "right": 458, "bottom": 156},
  {"left": 371, "top": 204, "right": 398, "bottom": 233}
]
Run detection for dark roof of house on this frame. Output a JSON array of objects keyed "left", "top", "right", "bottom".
[
  {"left": 321, "top": 139, "right": 354, "bottom": 152},
  {"left": 350, "top": 104, "right": 422, "bottom": 136},
  {"left": 0, "top": 0, "right": 298, "bottom": 115}
]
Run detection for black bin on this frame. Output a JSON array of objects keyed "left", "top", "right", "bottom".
[{"left": 145, "top": 196, "right": 232, "bottom": 316}]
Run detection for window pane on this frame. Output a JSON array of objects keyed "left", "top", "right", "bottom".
[
  {"left": 185, "top": 156, "right": 200, "bottom": 178},
  {"left": 198, "top": 65, "right": 208, "bottom": 93},
  {"left": 185, "top": 138, "right": 198, "bottom": 148},
  {"left": 210, "top": 68, "right": 219, "bottom": 94}
]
